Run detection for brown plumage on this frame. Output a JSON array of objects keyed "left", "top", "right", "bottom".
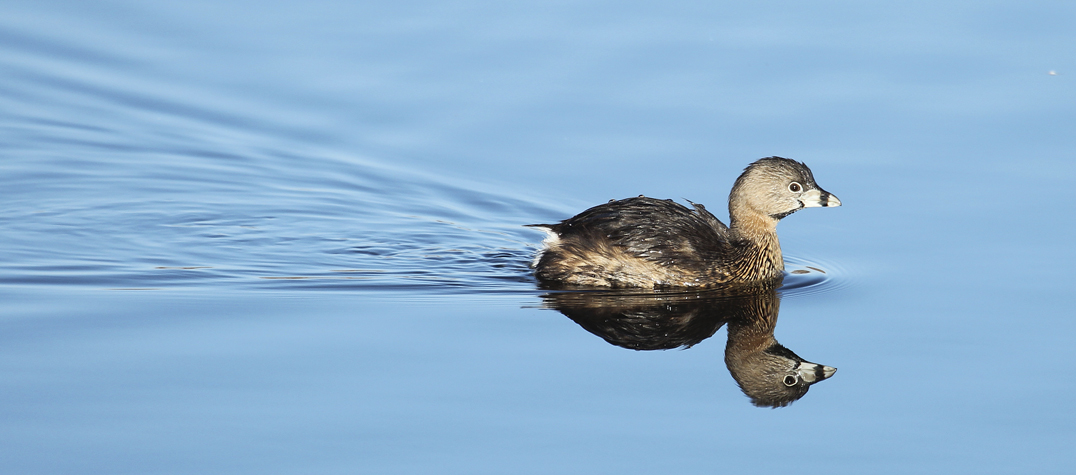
[{"left": 529, "top": 157, "right": 840, "bottom": 288}]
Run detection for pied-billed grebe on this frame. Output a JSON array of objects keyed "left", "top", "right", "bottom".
[{"left": 529, "top": 157, "right": 840, "bottom": 288}]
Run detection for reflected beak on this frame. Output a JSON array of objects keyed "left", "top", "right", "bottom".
[
  {"left": 797, "top": 362, "right": 837, "bottom": 383},
  {"left": 801, "top": 188, "right": 841, "bottom": 208}
]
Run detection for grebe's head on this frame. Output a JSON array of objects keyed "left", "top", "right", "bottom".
[{"left": 729, "top": 157, "right": 840, "bottom": 224}]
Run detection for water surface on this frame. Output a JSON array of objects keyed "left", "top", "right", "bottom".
[{"left": 2, "top": 1, "right": 1074, "bottom": 473}]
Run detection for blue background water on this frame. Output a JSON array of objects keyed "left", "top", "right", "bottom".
[{"left": 2, "top": 1, "right": 1074, "bottom": 473}]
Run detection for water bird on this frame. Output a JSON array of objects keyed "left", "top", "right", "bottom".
[{"left": 530, "top": 157, "right": 840, "bottom": 288}]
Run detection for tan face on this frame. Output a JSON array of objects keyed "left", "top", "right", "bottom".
[{"left": 730, "top": 158, "right": 840, "bottom": 221}]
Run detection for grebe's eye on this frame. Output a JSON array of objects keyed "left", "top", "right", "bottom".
[
  {"left": 783, "top": 375, "right": 799, "bottom": 387},
  {"left": 788, "top": 182, "right": 802, "bottom": 193}
]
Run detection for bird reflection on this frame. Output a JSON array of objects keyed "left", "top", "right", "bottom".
[{"left": 541, "top": 283, "right": 835, "bottom": 407}]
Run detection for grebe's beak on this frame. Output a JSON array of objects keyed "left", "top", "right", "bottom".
[{"left": 801, "top": 188, "right": 841, "bottom": 208}]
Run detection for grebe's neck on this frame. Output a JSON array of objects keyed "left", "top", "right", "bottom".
[{"left": 728, "top": 211, "right": 784, "bottom": 282}]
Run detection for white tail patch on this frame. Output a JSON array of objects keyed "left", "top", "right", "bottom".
[{"left": 530, "top": 227, "right": 560, "bottom": 268}]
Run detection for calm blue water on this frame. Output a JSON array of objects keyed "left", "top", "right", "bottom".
[{"left": 3, "top": 1, "right": 1075, "bottom": 473}]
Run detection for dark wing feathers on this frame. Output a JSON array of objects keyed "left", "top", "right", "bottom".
[{"left": 541, "top": 197, "right": 731, "bottom": 267}]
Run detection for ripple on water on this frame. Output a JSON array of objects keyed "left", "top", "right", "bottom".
[{"left": 779, "top": 255, "right": 851, "bottom": 298}]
